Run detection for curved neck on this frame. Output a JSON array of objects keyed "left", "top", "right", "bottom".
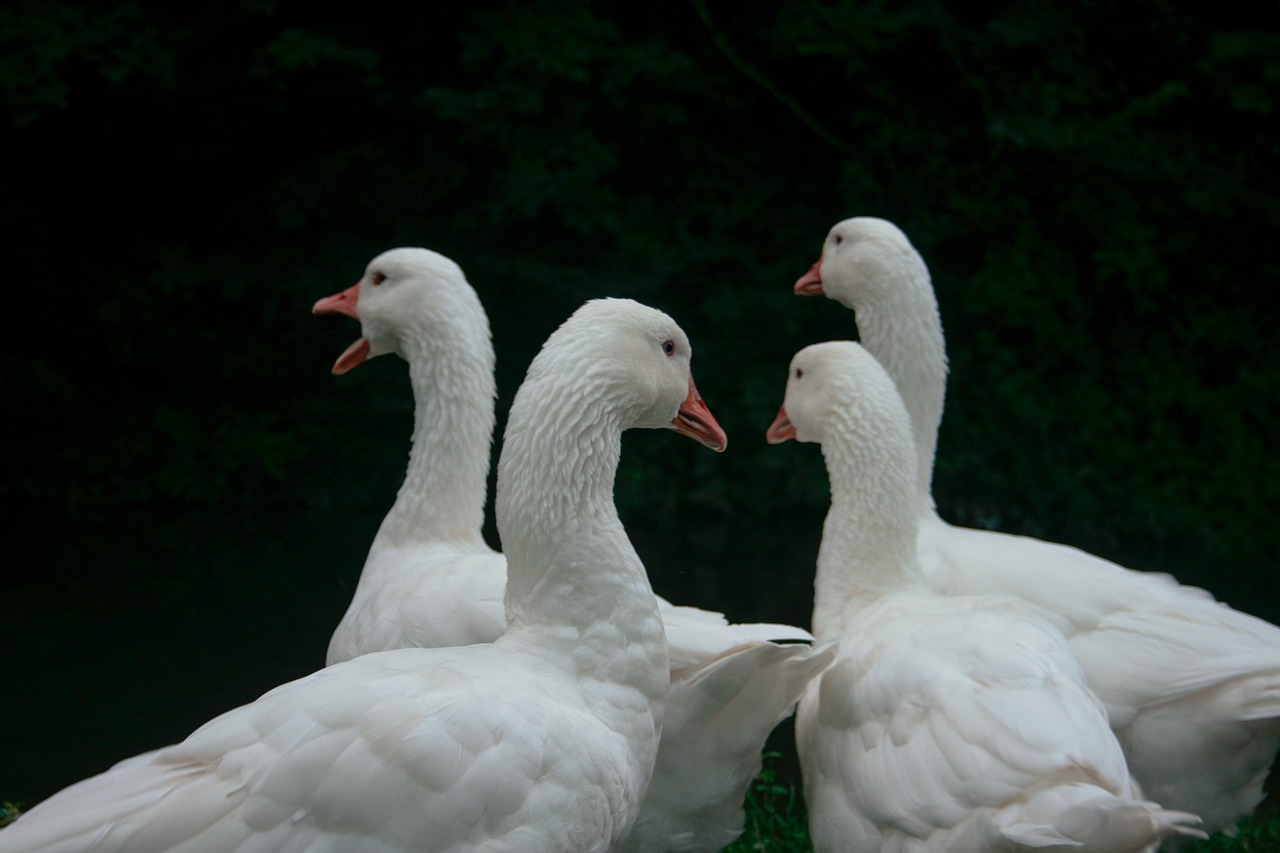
[
  {"left": 845, "top": 257, "right": 947, "bottom": 510},
  {"left": 375, "top": 312, "right": 496, "bottom": 549},
  {"left": 811, "top": 412, "right": 924, "bottom": 639},
  {"left": 495, "top": 371, "right": 666, "bottom": 687}
]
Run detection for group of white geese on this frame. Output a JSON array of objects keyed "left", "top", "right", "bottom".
[{"left": 5, "top": 217, "right": 1280, "bottom": 852}]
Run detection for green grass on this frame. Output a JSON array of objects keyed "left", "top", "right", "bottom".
[
  {"left": 1189, "top": 809, "right": 1280, "bottom": 853},
  {"left": 4, "top": 776, "right": 1277, "bottom": 851},
  {"left": 725, "top": 755, "right": 812, "bottom": 853},
  {"left": 727, "top": 760, "right": 1280, "bottom": 852}
]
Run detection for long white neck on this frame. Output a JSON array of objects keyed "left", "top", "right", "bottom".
[
  {"left": 811, "top": 408, "right": 925, "bottom": 639},
  {"left": 843, "top": 251, "right": 947, "bottom": 512},
  {"left": 495, "top": 367, "right": 668, "bottom": 704},
  {"left": 374, "top": 305, "right": 496, "bottom": 549}
]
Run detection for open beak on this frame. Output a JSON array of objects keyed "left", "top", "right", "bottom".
[
  {"left": 313, "top": 282, "right": 361, "bottom": 319},
  {"left": 794, "top": 259, "right": 825, "bottom": 296},
  {"left": 765, "top": 406, "right": 796, "bottom": 444},
  {"left": 670, "top": 376, "right": 728, "bottom": 452},
  {"left": 313, "top": 282, "right": 369, "bottom": 375},
  {"left": 329, "top": 339, "right": 372, "bottom": 375}
]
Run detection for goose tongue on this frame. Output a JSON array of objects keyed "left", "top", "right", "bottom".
[
  {"left": 313, "top": 282, "right": 369, "bottom": 375},
  {"left": 794, "top": 260, "right": 825, "bottom": 296},
  {"left": 764, "top": 406, "right": 796, "bottom": 444},
  {"left": 671, "top": 376, "right": 728, "bottom": 452}
]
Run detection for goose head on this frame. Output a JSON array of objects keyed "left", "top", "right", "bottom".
[
  {"left": 793, "top": 217, "right": 919, "bottom": 310},
  {"left": 531, "top": 299, "right": 727, "bottom": 451},
  {"left": 766, "top": 340, "right": 909, "bottom": 451},
  {"left": 766, "top": 339, "right": 920, "bottom": 541},
  {"left": 313, "top": 248, "right": 478, "bottom": 375},
  {"left": 765, "top": 341, "right": 856, "bottom": 447}
]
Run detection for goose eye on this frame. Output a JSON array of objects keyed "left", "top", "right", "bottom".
[
  {"left": 371, "top": 271, "right": 387, "bottom": 285},
  {"left": 833, "top": 235, "right": 843, "bottom": 246},
  {"left": 662, "top": 339, "right": 675, "bottom": 356},
  {"left": 795, "top": 368, "right": 804, "bottom": 379}
]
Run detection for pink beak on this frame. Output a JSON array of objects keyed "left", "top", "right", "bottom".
[
  {"left": 329, "top": 339, "right": 372, "bottom": 375},
  {"left": 313, "top": 281, "right": 370, "bottom": 375},
  {"left": 313, "top": 281, "right": 361, "bottom": 319},
  {"left": 765, "top": 406, "right": 796, "bottom": 444},
  {"left": 794, "top": 259, "right": 825, "bottom": 296},
  {"left": 671, "top": 376, "right": 728, "bottom": 452}
]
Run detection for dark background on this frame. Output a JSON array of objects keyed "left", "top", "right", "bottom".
[{"left": 3, "top": 0, "right": 1277, "bottom": 815}]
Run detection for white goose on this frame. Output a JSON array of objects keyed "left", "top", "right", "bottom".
[
  {"left": 314, "top": 248, "right": 833, "bottom": 852},
  {"left": 795, "top": 216, "right": 1280, "bottom": 833},
  {"left": 0, "top": 298, "right": 727, "bottom": 853},
  {"left": 316, "top": 249, "right": 506, "bottom": 657},
  {"left": 767, "top": 340, "right": 1206, "bottom": 852}
]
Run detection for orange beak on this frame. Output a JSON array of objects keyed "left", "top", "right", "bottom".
[
  {"left": 670, "top": 376, "right": 728, "bottom": 452},
  {"left": 765, "top": 406, "right": 796, "bottom": 444},
  {"left": 313, "top": 282, "right": 369, "bottom": 375},
  {"left": 794, "top": 259, "right": 825, "bottom": 296},
  {"left": 313, "top": 281, "right": 361, "bottom": 319}
]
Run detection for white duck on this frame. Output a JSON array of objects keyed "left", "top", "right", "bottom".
[
  {"left": 0, "top": 298, "right": 728, "bottom": 853},
  {"left": 767, "top": 340, "right": 1206, "bottom": 852},
  {"left": 794, "top": 215, "right": 1280, "bottom": 833},
  {"left": 313, "top": 248, "right": 833, "bottom": 852}
]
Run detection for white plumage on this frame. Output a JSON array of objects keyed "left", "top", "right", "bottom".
[
  {"left": 315, "top": 249, "right": 506, "bottom": 659},
  {"left": 796, "top": 216, "right": 1280, "bottom": 833},
  {"left": 767, "top": 340, "right": 1206, "bottom": 852},
  {"left": 312, "top": 248, "right": 832, "bottom": 851},
  {"left": 0, "top": 298, "right": 726, "bottom": 852}
]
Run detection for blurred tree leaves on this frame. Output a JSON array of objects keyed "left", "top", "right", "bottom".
[
  {"left": 1, "top": 0, "right": 1276, "bottom": 617},
  {"left": 0, "top": 2, "right": 176, "bottom": 126}
]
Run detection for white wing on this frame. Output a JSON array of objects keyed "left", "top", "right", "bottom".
[
  {"left": 921, "top": 514, "right": 1280, "bottom": 829},
  {"left": 799, "top": 594, "right": 1202, "bottom": 852},
  {"left": 327, "top": 546, "right": 507, "bottom": 664},
  {"left": 621, "top": 640, "right": 835, "bottom": 852},
  {"left": 0, "top": 646, "right": 641, "bottom": 853}
]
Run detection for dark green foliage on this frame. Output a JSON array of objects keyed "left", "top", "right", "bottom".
[
  {"left": 2, "top": 0, "right": 1277, "bottom": 814},
  {"left": 6, "top": 1, "right": 1275, "bottom": 572}
]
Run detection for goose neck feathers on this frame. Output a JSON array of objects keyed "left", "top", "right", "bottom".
[
  {"left": 390, "top": 319, "right": 495, "bottom": 547},
  {"left": 495, "top": 298, "right": 698, "bottom": 684},
  {"left": 808, "top": 217, "right": 947, "bottom": 507},
  {"left": 330, "top": 247, "right": 497, "bottom": 548},
  {"left": 781, "top": 341, "right": 925, "bottom": 633}
]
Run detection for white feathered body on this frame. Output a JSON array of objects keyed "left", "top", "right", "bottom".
[
  {"left": 328, "top": 544, "right": 507, "bottom": 662},
  {"left": 327, "top": 536, "right": 814, "bottom": 672},
  {"left": 778, "top": 341, "right": 1203, "bottom": 853},
  {"left": 0, "top": 642, "right": 655, "bottom": 853},
  {"left": 799, "top": 590, "right": 1165, "bottom": 852},
  {"left": 622, "top": 640, "right": 836, "bottom": 852},
  {"left": 327, "top": 532, "right": 828, "bottom": 853},
  {"left": 318, "top": 251, "right": 827, "bottom": 851},
  {"left": 803, "top": 216, "right": 1280, "bottom": 831},
  {"left": 0, "top": 298, "right": 700, "bottom": 853},
  {"left": 921, "top": 513, "right": 1280, "bottom": 830}
]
